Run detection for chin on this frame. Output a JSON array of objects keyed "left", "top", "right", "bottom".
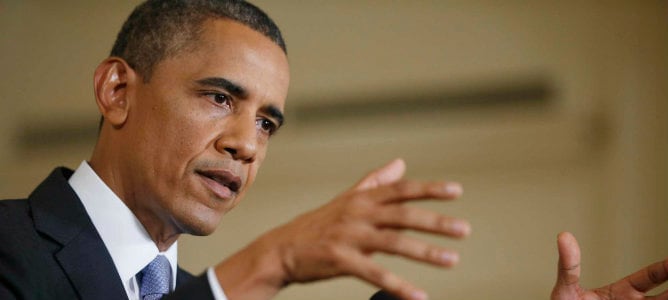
[
  {"left": 174, "top": 207, "right": 223, "bottom": 236},
  {"left": 179, "top": 218, "right": 219, "bottom": 236}
]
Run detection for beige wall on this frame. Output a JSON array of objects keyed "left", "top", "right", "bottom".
[{"left": 1, "top": 1, "right": 666, "bottom": 299}]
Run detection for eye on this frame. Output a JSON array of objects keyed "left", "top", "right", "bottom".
[
  {"left": 204, "top": 92, "right": 232, "bottom": 108},
  {"left": 213, "top": 93, "right": 230, "bottom": 105},
  {"left": 256, "top": 118, "right": 278, "bottom": 136}
]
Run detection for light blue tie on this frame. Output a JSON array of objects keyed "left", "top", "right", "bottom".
[{"left": 139, "top": 255, "right": 171, "bottom": 300}]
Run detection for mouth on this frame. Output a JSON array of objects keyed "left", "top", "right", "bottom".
[{"left": 195, "top": 169, "right": 242, "bottom": 200}]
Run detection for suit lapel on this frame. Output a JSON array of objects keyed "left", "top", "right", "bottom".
[
  {"left": 54, "top": 228, "right": 128, "bottom": 300},
  {"left": 29, "top": 168, "right": 128, "bottom": 300}
]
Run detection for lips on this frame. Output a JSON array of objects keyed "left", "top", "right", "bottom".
[{"left": 196, "top": 169, "right": 242, "bottom": 200}]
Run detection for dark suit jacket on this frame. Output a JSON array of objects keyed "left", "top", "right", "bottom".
[{"left": 0, "top": 167, "right": 214, "bottom": 300}]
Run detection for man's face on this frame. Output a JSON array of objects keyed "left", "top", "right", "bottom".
[{"left": 119, "top": 19, "right": 289, "bottom": 236}]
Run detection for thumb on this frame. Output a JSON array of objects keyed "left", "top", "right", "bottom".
[
  {"left": 352, "top": 158, "right": 406, "bottom": 191},
  {"left": 551, "top": 231, "right": 582, "bottom": 299}
]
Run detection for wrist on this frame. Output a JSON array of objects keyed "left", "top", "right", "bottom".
[{"left": 214, "top": 233, "right": 288, "bottom": 300}]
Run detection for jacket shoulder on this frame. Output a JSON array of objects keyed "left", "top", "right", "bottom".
[{"left": 0, "top": 172, "right": 79, "bottom": 300}]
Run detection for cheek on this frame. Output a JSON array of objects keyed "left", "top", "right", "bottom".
[
  {"left": 146, "top": 110, "right": 213, "bottom": 187},
  {"left": 241, "top": 139, "right": 271, "bottom": 188},
  {"left": 236, "top": 162, "right": 260, "bottom": 199}
]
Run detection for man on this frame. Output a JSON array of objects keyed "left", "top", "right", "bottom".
[
  {"left": 0, "top": 1, "right": 665, "bottom": 300},
  {"left": 0, "top": 1, "right": 469, "bottom": 299}
]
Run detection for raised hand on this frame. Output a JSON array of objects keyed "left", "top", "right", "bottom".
[
  {"left": 552, "top": 232, "right": 668, "bottom": 300},
  {"left": 215, "top": 159, "right": 471, "bottom": 300}
]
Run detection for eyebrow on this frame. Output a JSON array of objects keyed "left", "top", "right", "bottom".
[{"left": 195, "top": 77, "right": 248, "bottom": 99}]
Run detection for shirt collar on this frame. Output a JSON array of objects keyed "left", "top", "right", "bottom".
[{"left": 68, "top": 161, "right": 178, "bottom": 294}]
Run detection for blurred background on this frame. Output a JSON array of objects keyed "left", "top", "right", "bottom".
[{"left": 1, "top": 1, "right": 667, "bottom": 299}]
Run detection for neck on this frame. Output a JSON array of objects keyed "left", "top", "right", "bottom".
[{"left": 89, "top": 136, "right": 181, "bottom": 252}]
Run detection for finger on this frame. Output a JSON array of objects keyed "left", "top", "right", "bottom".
[
  {"left": 623, "top": 257, "right": 668, "bottom": 293},
  {"left": 363, "top": 229, "right": 460, "bottom": 267},
  {"left": 556, "top": 232, "right": 581, "bottom": 285},
  {"left": 552, "top": 232, "right": 582, "bottom": 299},
  {"left": 363, "top": 180, "right": 462, "bottom": 204},
  {"left": 374, "top": 205, "right": 471, "bottom": 238},
  {"left": 341, "top": 249, "right": 428, "bottom": 300},
  {"left": 353, "top": 159, "right": 406, "bottom": 191}
]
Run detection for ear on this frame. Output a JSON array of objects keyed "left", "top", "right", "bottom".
[{"left": 93, "top": 57, "right": 137, "bottom": 128}]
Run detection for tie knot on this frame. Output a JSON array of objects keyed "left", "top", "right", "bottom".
[{"left": 139, "top": 255, "right": 171, "bottom": 300}]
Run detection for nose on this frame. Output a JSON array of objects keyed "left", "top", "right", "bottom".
[{"left": 214, "top": 114, "right": 257, "bottom": 163}]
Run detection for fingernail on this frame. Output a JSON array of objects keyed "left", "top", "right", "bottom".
[
  {"left": 452, "top": 221, "right": 471, "bottom": 236},
  {"left": 441, "top": 251, "right": 459, "bottom": 264},
  {"left": 411, "top": 290, "right": 428, "bottom": 300},
  {"left": 444, "top": 183, "right": 462, "bottom": 195}
]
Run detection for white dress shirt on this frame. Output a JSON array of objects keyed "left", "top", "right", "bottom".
[{"left": 68, "top": 161, "right": 227, "bottom": 300}]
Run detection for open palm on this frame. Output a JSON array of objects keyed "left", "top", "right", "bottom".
[{"left": 551, "top": 232, "right": 668, "bottom": 300}]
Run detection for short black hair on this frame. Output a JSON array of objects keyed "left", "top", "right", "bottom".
[{"left": 110, "top": 0, "right": 286, "bottom": 82}]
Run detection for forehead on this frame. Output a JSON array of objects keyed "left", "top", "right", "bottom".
[{"left": 150, "top": 18, "right": 290, "bottom": 108}]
